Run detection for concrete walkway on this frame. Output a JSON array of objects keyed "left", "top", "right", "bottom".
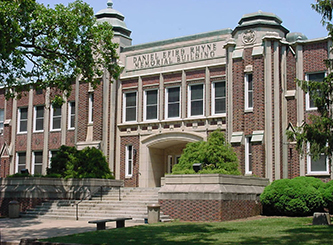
[{"left": 0, "top": 217, "right": 141, "bottom": 244}]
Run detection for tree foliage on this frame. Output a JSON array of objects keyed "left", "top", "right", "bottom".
[
  {"left": 0, "top": 0, "right": 121, "bottom": 101},
  {"left": 287, "top": 1, "right": 333, "bottom": 162},
  {"left": 47, "top": 145, "right": 114, "bottom": 179},
  {"left": 172, "top": 130, "right": 240, "bottom": 175}
]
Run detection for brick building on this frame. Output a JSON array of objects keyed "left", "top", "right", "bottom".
[{"left": 0, "top": 2, "right": 331, "bottom": 186}]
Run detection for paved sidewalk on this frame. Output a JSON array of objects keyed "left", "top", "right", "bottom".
[{"left": 0, "top": 217, "right": 141, "bottom": 244}]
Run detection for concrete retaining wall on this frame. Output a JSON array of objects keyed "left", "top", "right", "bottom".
[
  {"left": 158, "top": 174, "right": 269, "bottom": 221},
  {"left": 0, "top": 177, "right": 123, "bottom": 217}
]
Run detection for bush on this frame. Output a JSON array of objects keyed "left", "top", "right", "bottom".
[
  {"left": 172, "top": 130, "right": 240, "bottom": 175},
  {"left": 47, "top": 146, "right": 114, "bottom": 179},
  {"left": 260, "top": 176, "right": 326, "bottom": 216}
]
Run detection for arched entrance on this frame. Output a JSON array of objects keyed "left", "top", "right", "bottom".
[{"left": 140, "top": 132, "right": 204, "bottom": 187}]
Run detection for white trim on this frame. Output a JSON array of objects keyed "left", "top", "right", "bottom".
[
  {"left": 88, "top": 93, "right": 94, "bottom": 124},
  {"left": 305, "top": 72, "right": 326, "bottom": 111},
  {"left": 245, "top": 136, "right": 252, "bottom": 175},
  {"left": 211, "top": 81, "right": 226, "bottom": 116},
  {"left": 50, "top": 105, "right": 61, "bottom": 131},
  {"left": 125, "top": 145, "right": 133, "bottom": 178},
  {"left": 307, "top": 143, "right": 329, "bottom": 175},
  {"left": 245, "top": 73, "right": 253, "bottom": 111},
  {"left": 188, "top": 83, "right": 204, "bottom": 117},
  {"left": 33, "top": 105, "right": 44, "bottom": 132},
  {"left": 16, "top": 152, "right": 26, "bottom": 173},
  {"left": 32, "top": 151, "right": 43, "bottom": 175},
  {"left": 17, "top": 107, "right": 28, "bottom": 134},
  {"left": 165, "top": 86, "right": 181, "bottom": 119},
  {"left": 143, "top": 89, "right": 158, "bottom": 121},
  {"left": 68, "top": 101, "right": 75, "bottom": 130},
  {"left": 123, "top": 91, "right": 137, "bottom": 123}
]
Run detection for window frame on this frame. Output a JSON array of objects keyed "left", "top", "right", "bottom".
[
  {"left": 245, "top": 136, "right": 253, "bottom": 175},
  {"left": 16, "top": 152, "right": 26, "bottom": 173},
  {"left": 18, "top": 107, "right": 28, "bottom": 134},
  {"left": 188, "top": 83, "right": 204, "bottom": 117},
  {"left": 34, "top": 105, "right": 44, "bottom": 132},
  {"left": 68, "top": 101, "right": 75, "bottom": 130},
  {"left": 144, "top": 89, "right": 159, "bottom": 121},
  {"left": 0, "top": 108, "right": 4, "bottom": 134},
  {"left": 50, "top": 104, "right": 62, "bottom": 131},
  {"left": 305, "top": 72, "right": 326, "bottom": 111},
  {"left": 165, "top": 86, "right": 181, "bottom": 119},
  {"left": 307, "top": 143, "right": 329, "bottom": 175},
  {"left": 245, "top": 73, "right": 254, "bottom": 111},
  {"left": 49, "top": 150, "right": 58, "bottom": 169},
  {"left": 88, "top": 93, "right": 94, "bottom": 124},
  {"left": 211, "top": 81, "right": 226, "bottom": 115},
  {"left": 125, "top": 145, "right": 134, "bottom": 178},
  {"left": 32, "top": 151, "right": 43, "bottom": 175},
  {"left": 123, "top": 91, "right": 137, "bottom": 123}
]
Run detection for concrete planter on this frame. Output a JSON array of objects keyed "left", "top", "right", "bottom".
[{"left": 158, "top": 174, "right": 269, "bottom": 221}]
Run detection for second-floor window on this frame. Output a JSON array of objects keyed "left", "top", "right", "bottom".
[
  {"left": 50, "top": 105, "right": 61, "bottom": 131},
  {"left": 189, "top": 84, "right": 204, "bottom": 117},
  {"left": 34, "top": 105, "right": 44, "bottom": 132},
  {"left": 212, "top": 81, "right": 226, "bottom": 115},
  {"left": 18, "top": 107, "right": 28, "bottom": 133},
  {"left": 306, "top": 72, "right": 326, "bottom": 110},
  {"left": 0, "top": 108, "right": 4, "bottom": 133},
  {"left": 144, "top": 90, "right": 158, "bottom": 121},
  {"left": 88, "top": 93, "right": 94, "bottom": 124},
  {"left": 68, "top": 101, "right": 75, "bottom": 129},
  {"left": 124, "top": 92, "right": 137, "bottom": 122},
  {"left": 245, "top": 73, "right": 253, "bottom": 111},
  {"left": 166, "top": 87, "right": 180, "bottom": 119}
]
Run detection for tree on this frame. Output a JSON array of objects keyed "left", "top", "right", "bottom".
[
  {"left": 0, "top": 0, "right": 121, "bottom": 102},
  {"left": 172, "top": 130, "right": 240, "bottom": 175},
  {"left": 287, "top": 1, "right": 333, "bottom": 163},
  {"left": 48, "top": 145, "right": 114, "bottom": 179}
]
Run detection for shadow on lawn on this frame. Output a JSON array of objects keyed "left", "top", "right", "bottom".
[
  {"left": 237, "top": 225, "right": 333, "bottom": 245},
  {"left": 46, "top": 223, "right": 235, "bottom": 245}
]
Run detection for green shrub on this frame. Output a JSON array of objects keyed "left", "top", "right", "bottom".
[
  {"left": 47, "top": 145, "right": 114, "bottom": 179},
  {"left": 260, "top": 176, "right": 326, "bottom": 216},
  {"left": 172, "top": 130, "right": 240, "bottom": 175}
]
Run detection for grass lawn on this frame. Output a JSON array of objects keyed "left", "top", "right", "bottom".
[{"left": 42, "top": 217, "right": 333, "bottom": 245}]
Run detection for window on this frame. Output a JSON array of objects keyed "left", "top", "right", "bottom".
[
  {"left": 245, "top": 136, "right": 252, "bottom": 175},
  {"left": 306, "top": 72, "right": 326, "bottom": 110},
  {"left": 125, "top": 145, "right": 133, "bottom": 177},
  {"left": 68, "top": 101, "right": 75, "bottom": 129},
  {"left": 32, "top": 151, "right": 43, "bottom": 175},
  {"left": 88, "top": 93, "right": 94, "bottom": 124},
  {"left": 166, "top": 87, "right": 180, "bottom": 119},
  {"left": 124, "top": 92, "right": 137, "bottom": 122},
  {"left": 245, "top": 73, "right": 253, "bottom": 111},
  {"left": 0, "top": 109, "right": 4, "bottom": 133},
  {"left": 144, "top": 90, "right": 158, "bottom": 120},
  {"left": 307, "top": 144, "right": 329, "bottom": 175},
  {"left": 50, "top": 105, "right": 61, "bottom": 131},
  {"left": 49, "top": 150, "right": 58, "bottom": 168},
  {"left": 18, "top": 107, "right": 28, "bottom": 133},
  {"left": 188, "top": 84, "right": 204, "bottom": 117},
  {"left": 34, "top": 105, "right": 44, "bottom": 132},
  {"left": 212, "top": 81, "right": 226, "bottom": 115},
  {"left": 16, "top": 152, "right": 26, "bottom": 173}
]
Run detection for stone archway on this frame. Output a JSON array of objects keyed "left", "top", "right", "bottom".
[{"left": 139, "top": 132, "right": 204, "bottom": 187}]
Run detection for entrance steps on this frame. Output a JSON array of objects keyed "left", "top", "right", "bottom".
[{"left": 20, "top": 187, "right": 171, "bottom": 223}]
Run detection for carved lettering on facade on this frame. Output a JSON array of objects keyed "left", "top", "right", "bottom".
[{"left": 128, "top": 42, "right": 222, "bottom": 70}]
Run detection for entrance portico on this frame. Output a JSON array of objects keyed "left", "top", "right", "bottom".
[{"left": 139, "top": 132, "right": 204, "bottom": 187}]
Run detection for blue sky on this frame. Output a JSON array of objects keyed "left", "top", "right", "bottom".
[{"left": 38, "top": 0, "right": 328, "bottom": 45}]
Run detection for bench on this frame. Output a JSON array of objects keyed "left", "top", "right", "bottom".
[{"left": 88, "top": 218, "right": 132, "bottom": 230}]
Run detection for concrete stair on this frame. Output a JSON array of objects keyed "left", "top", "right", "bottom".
[{"left": 20, "top": 187, "right": 171, "bottom": 222}]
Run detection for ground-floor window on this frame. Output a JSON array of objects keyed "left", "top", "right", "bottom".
[
  {"left": 245, "top": 136, "right": 252, "bottom": 175},
  {"left": 307, "top": 144, "right": 328, "bottom": 175},
  {"left": 16, "top": 152, "right": 26, "bottom": 173},
  {"left": 125, "top": 145, "right": 133, "bottom": 177},
  {"left": 33, "top": 151, "right": 43, "bottom": 175}
]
